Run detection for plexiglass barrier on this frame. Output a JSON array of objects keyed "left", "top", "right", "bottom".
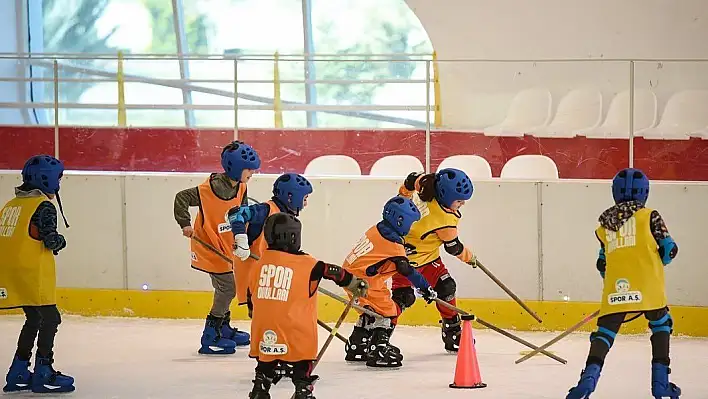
[{"left": 1, "top": 54, "right": 707, "bottom": 180}]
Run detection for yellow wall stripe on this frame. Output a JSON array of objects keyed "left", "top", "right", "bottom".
[{"left": 2, "top": 288, "right": 705, "bottom": 337}]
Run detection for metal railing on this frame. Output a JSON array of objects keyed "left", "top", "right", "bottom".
[
  {"left": 2, "top": 53, "right": 708, "bottom": 174},
  {"left": 0, "top": 52, "right": 442, "bottom": 128}
]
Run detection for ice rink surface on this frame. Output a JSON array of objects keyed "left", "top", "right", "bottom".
[{"left": 0, "top": 315, "right": 705, "bottom": 398}]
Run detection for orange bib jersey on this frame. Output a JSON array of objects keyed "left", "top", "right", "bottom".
[
  {"left": 191, "top": 175, "right": 246, "bottom": 275},
  {"left": 235, "top": 200, "right": 278, "bottom": 305},
  {"left": 0, "top": 196, "right": 57, "bottom": 309},
  {"left": 343, "top": 226, "right": 406, "bottom": 317},
  {"left": 248, "top": 249, "right": 319, "bottom": 363}
]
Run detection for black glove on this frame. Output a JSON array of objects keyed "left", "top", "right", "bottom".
[
  {"left": 403, "top": 243, "right": 417, "bottom": 256},
  {"left": 404, "top": 172, "right": 421, "bottom": 191},
  {"left": 419, "top": 286, "right": 438, "bottom": 304}
]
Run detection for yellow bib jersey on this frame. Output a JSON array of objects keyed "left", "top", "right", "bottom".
[
  {"left": 0, "top": 196, "right": 57, "bottom": 309},
  {"left": 596, "top": 207, "right": 667, "bottom": 318},
  {"left": 405, "top": 194, "right": 462, "bottom": 267}
]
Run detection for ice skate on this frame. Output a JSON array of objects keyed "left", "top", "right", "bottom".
[
  {"left": 566, "top": 364, "right": 601, "bottom": 399},
  {"left": 3, "top": 356, "right": 32, "bottom": 393}
]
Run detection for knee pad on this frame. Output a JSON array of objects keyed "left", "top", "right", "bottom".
[
  {"left": 392, "top": 287, "right": 416, "bottom": 310},
  {"left": 434, "top": 274, "right": 457, "bottom": 302},
  {"left": 649, "top": 312, "right": 673, "bottom": 335},
  {"left": 590, "top": 326, "right": 617, "bottom": 349}
]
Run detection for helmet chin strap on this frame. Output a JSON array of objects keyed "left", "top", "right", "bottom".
[{"left": 55, "top": 190, "right": 70, "bottom": 228}]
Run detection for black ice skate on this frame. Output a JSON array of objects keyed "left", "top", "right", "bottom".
[
  {"left": 293, "top": 375, "right": 318, "bottom": 399},
  {"left": 345, "top": 326, "right": 370, "bottom": 362},
  {"left": 366, "top": 328, "right": 403, "bottom": 368},
  {"left": 249, "top": 371, "right": 273, "bottom": 399},
  {"left": 441, "top": 315, "right": 462, "bottom": 353}
]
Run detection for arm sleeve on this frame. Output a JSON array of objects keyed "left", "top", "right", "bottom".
[
  {"left": 310, "top": 261, "right": 354, "bottom": 287},
  {"left": 595, "top": 231, "right": 606, "bottom": 278},
  {"left": 392, "top": 257, "right": 430, "bottom": 290},
  {"left": 649, "top": 210, "right": 678, "bottom": 265},
  {"left": 31, "top": 201, "right": 66, "bottom": 252},
  {"left": 436, "top": 227, "right": 474, "bottom": 263},
  {"left": 173, "top": 187, "right": 200, "bottom": 228}
]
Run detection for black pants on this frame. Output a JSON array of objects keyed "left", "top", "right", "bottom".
[
  {"left": 257, "top": 360, "right": 313, "bottom": 382},
  {"left": 586, "top": 307, "right": 672, "bottom": 368},
  {"left": 15, "top": 305, "right": 62, "bottom": 361}
]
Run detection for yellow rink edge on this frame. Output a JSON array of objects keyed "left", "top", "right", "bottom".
[{"left": 1, "top": 288, "right": 706, "bottom": 337}]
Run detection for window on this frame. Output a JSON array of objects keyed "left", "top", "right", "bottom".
[
  {"left": 309, "top": 0, "right": 433, "bottom": 127},
  {"left": 28, "top": 0, "right": 433, "bottom": 128},
  {"left": 181, "top": 0, "right": 306, "bottom": 128}
]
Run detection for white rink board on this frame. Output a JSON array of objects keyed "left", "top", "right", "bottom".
[{"left": 0, "top": 171, "right": 707, "bottom": 306}]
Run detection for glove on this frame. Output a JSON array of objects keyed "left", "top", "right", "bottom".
[
  {"left": 347, "top": 276, "right": 369, "bottom": 298},
  {"left": 403, "top": 243, "right": 417, "bottom": 256},
  {"left": 233, "top": 233, "right": 250, "bottom": 261},
  {"left": 467, "top": 253, "right": 478, "bottom": 268},
  {"left": 418, "top": 286, "right": 438, "bottom": 304},
  {"left": 404, "top": 172, "right": 421, "bottom": 191}
]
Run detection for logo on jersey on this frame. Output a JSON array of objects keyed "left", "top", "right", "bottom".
[
  {"left": 608, "top": 278, "right": 642, "bottom": 305},
  {"left": 0, "top": 206, "right": 21, "bottom": 238},
  {"left": 259, "top": 329, "right": 288, "bottom": 355},
  {"left": 257, "top": 264, "right": 293, "bottom": 302},
  {"left": 190, "top": 252, "right": 197, "bottom": 262},
  {"left": 346, "top": 236, "right": 374, "bottom": 265},
  {"left": 606, "top": 216, "right": 637, "bottom": 253},
  {"left": 218, "top": 211, "right": 232, "bottom": 234},
  {"left": 0, "top": 288, "right": 7, "bottom": 300}
]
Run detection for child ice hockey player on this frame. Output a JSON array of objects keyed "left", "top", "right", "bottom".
[
  {"left": 1, "top": 155, "right": 74, "bottom": 393},
  {"left": 173, "top": 141, "right": 260, "bottom": 354},
  {"left": 247, "top": 213, "right": 368, "bottom": 399},
  {"left": 566, "top": 168, "right": 681, "bottom": 399},
  {"left": 342, "top": 196, "right": 438, "bottom": 368},
  {"left": 228, "top": 173, "right": 313, "bottom": 309},
  {"left": 394, "top": 168, "right": 476, "bottom": 353}
]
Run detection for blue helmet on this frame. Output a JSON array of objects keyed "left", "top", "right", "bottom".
[
  {"left": 435, "top": 168, "right": 473, "bottom": 208},
  {"left": 273, "top": 173, "right": 313, "bottom": 214},
  {"left": 612, "top": 168, "right": 649, "bottom": 204},
  {"left": 383, "top": 196, "right": 421, "bottom": 236},
  {"left": 221, "top": 141, "right": 260, "bottom": 181},
  {"left": 21, "top": 155, "right": 65, "bottom": 195}
]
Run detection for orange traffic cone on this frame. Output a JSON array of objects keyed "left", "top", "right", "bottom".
[{"left": 449, "top": 315, "right": 487, "bottom": 389}]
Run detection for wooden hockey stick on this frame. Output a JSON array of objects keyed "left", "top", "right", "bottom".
[
  {"left": 289, "top": 287, "right": 361, "bottom": 399},
  {"left": 317, "top": 319, "right": 348, "bottom": 344},
  {"left": 192, "top": 235, "right": 260, "bottom": 262},
  {"left": 515, "top": 309, "right": 600, "bottom": 364},
  {"left": 470, "top": 259, "right": 543, "bottom": 323},
  {"left": 317, "top": 286, "right": 383, "bottom": 319},
  {"left": 314, "top": 289, "right": 359, "bottom": 368},
  {"left": 433, "top": 298, "right": 567, "bottom": 364}
]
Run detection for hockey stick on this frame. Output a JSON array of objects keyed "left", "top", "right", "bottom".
[
  {"left": 314, "top": 289, "right": 359, "bottom": 368},
  {"left": 433, "top": 298, "right": 567, "bottom": 364},
  {"left": 289, "top": 287, "right": 361, "bottom": 399},
  {"left": 192, "top": 235, "right": 260, "bottom": 262},
  {"left": 515, "top": 309, "right": 600, "bottom": 364},
  {"left": 470, "top": 259, "right": 543, "bottom": 323},
  {"left": 317, "top": 286, "right": 383, "bottom": 319},
  {"left": 317, "top": 319, "right": 348, "bottom": 344}
]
